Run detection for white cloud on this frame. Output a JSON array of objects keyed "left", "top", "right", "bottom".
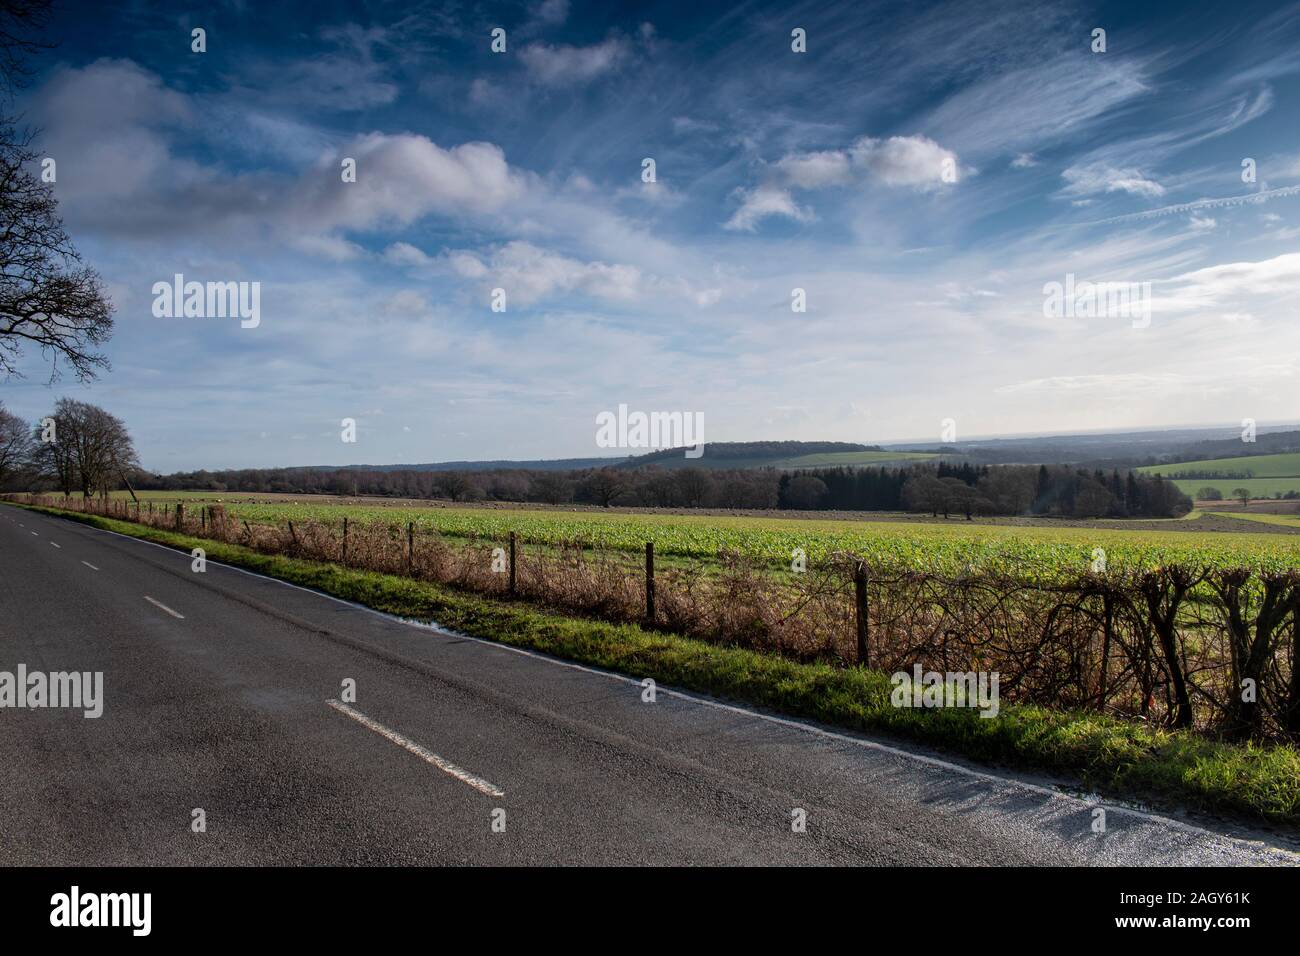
[
  {"left": 519, "top": 38, "right": 628, "bottom": 85},
  {"left": 290, "top": 234, "right": 368, "bottom": 262},
  {"left": 450, "top": 241, "right": 642, "bottom": 304},
  {"left": 724, "top": 185, "right": 814, "bottom": 231},
  {"left": 534, "top": 0, "right": 570, "bottom": 25},
  {"left": 1158, "top": 252, "right": 1300, "bottom": 312},
  {"left": 296, "top": 134, "right": 528, "bottom": 232},
  {"left": 727, "top": 135, "right": 959, "bottom": 229},
  {"left": 850, "top": 136, "right": 960, "bottom": 187},
  {"left": 29, "top": 58, "right": 195, "bottom": 202},
  {"left": 774, "top": 150, "right": 853, "bottom": 188},
  {"left": 1061, "top": 163, "right": 1166, "bottom": 198}
]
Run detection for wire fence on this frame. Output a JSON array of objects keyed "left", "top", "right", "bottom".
[{"left": 15, "top": 493, "right": 1300, "bottom": 742}]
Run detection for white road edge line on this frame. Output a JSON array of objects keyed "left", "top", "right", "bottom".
[
  {"left": 40, "top": 512, "right": 1299, "bottom": 858},
  {"left": 49, "top": 541, "right": 60, "bottom": 548},
  {"left": 143, "top": 595, "right": 185, "bottom": 619},
  {"left": 81, "top": 561, "right": 99, "bottom": 571},
  {"left": 326, "top": 699, "right": 505, "bottom": 798}
]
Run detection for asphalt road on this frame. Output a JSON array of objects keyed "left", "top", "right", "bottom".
[{"left": 0, "top": 504, "right": 1295, "bottom": 866}]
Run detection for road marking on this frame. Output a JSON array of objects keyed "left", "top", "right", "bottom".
[
  {"left": 49, "top": 542, "right": 60, "bottom": 549},
  {"left": 57, "top": 515, "right": 1299, "bottom": 860},
  {"left": 326, "top": 699, "right": 505, "bottom": 798},
  {"left": 81, "top": 561, "right": 99, "bottom": 571},
  {"left": 30, "top": 531, "right": 37, "bottom": 536},
  {"left": 143, "top": 595, "right": 185, "bottom": 619}
]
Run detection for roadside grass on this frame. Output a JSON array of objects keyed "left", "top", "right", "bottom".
[{"left": 13, "top": 500, "right": 1300, "bottom": 827}]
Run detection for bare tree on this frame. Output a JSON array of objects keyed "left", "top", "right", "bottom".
[
  {"left": 784, "top": 474, "right": 828, "bottom": 510},
  {"left": 29, "top": 398, "right": 137, "bottom": 497},
  {"left": 0, "top": 122, "right": 114, "bottom": 381},
  {"left": 0, "top": 0, "right": 52, "bottom": 98},
  {"left": 673, "top": 468, "right": 711, "bottom": 508},
  {"left": 582, "top": 468, "right": 627, "bottom": 507},
  {"left": 433, "top": 471, "right": 476, "bottom": 502},
  {"left": 0, "top": 398, "right": 30, "bottom": 484},
  {"left": 29, "top": 398, "right": 73, "bottom": 495},
  {"left": 529, "top": 471, "right": 571, "bottom": 505}
]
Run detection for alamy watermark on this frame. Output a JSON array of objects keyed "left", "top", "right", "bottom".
[
  {"left": 50, "top": 886, "right": 150, "bottom": 936},
  {"left": 1043, "top": 274, "right": 1151, "bottom": 328},
  {"left": 152, "top": 274, "right": 261, "bottom": 328},
  {"left": 0, "top": 665, "right": 103, "bottom": 718},
  {"left": 596, "top": 404, "right": 704, "bottom": 458},
  {"left": 890, "top": 665, "right": 999, "bottom": 718}
]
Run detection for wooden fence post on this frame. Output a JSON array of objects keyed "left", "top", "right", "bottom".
[
  {"left": 201, "top": 507, "right": 207, "bottom": 533},
  {"left": 148, "top": 501, "right": 153, "bottom": 517},
  {"left": 509, "top": 531, "right": 517, "bottom": 594},
  {"left": 342, "top": 517, "right": 348, "bottom": 566},
  {"left": 854, "top": 560, "right": 869, "bottom": 667},
  {"left": 645, "top": 541, "right": 656, "bottom": 623},
  {"left": 1288, "top": 596, "right": 1300, "bottom": 735},
  {"left": 175, "top": 503, "right": 184, "bottom": 531},
  {"left": 407, "top": 522, "right": 414, "bottom": 574}
]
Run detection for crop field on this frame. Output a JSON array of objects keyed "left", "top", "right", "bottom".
[
  {"left": 104, "top": 494, "right": 1300, "bottom": 575},
  {"left": 17, "top": 492, "right": 1300, "bottom": 745}
]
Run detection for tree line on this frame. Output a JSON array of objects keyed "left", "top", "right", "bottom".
[
  {"left": 0, "top": 398, "right": 139, "bottom": 497},
  {"left": 13, "top": 444, "right": 1191, "bottom": 518}
]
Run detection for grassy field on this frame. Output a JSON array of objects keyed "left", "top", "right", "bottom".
[
  {"left": 13, "top": 499, "right": 1300, "bottom": 825},
  {"left": 1140, "top": 452, "right": 1300, "bottom": 499},
  {"left": 1141, "top": 451, "right": 1300, "bottom": 478},
  {"left": 1169, "top": 477, "right": 1300, "bottom": 499},
  {"left": 93, "top": 493, "right": 1300, "bottom": 574}
]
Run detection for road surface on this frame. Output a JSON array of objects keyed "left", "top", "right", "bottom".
[{"left": 0, "top": 504, "right": 1295, "bottom": 866}]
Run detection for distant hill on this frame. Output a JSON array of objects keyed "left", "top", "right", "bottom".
[
  {"left": 616, "top": 441, "right": 936, "bottom": 471},
  {"left": 309, "top": 442, "right": 936, "bottom": 473},
  {"left": 1138, "top": 449, "right": 1300, "bottom": 500},
  {"left": 884, "top": 425, "right": 1300, "bottom": 467},
  {"left": 309, "top": 457, "right": 627, "bottom": 473}
]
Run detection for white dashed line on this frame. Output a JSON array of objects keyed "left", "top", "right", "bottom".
[
  {"left": 143, "top": 595, "right": 185, "bottom": 619},
  {"left": 326, "top": 699, "right": 505, "bottom": 798},
  {"left": 81, "top": 561, "right": 99, "bottom": 571},
  {"left": 49, "top": 541, "right": 60, "bottom": 549}
]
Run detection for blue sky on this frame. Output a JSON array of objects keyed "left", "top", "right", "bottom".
[{"left": 4, "top": 0, "right": 1300, "bottom": 470}]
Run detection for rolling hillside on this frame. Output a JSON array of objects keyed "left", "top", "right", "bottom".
[
  {"left": 623, "top": 442, "right": 939, "bottom": 471},
  {"left": 1139, "top": 452, "right": 1300, "bottom": 499}
]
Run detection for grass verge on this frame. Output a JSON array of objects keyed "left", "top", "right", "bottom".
[{"left": 13, "top": 500, "right": 1300, "bottom": 827}]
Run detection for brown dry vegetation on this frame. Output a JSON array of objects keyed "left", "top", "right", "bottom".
[{"left": 27, "top": 493, "right": 1300, "bottom": 744}]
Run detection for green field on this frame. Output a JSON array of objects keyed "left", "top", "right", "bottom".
[
  {"left": 1140, "top": 452, "right": 1300, "bottom": 499},
  {"left": 1165, "top": 477, "right": 1300, "bottom": 499},
  {"left": 97, "top": 495, "right": 1300, "bottom": 575}
]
